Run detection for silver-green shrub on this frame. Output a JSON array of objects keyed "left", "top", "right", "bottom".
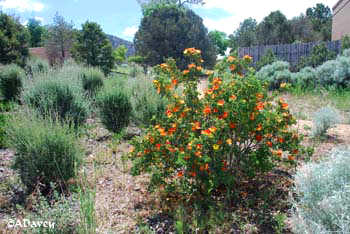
[
  {"left": 5, "top": 112, "right": 83, "bottom": 193},
  {"left": 343, "top": 49, "right": 350, "bottom": 58},
  {"left": 291, "top": 148, "right": 350, "bottom": 234},
  {"left": 129, "top": 62, "right": 144, "bottom": 77},
  {"left": 291, "top": 66, "right": 317, "bottom": 88},
  {"left": 0, "top": 64, "right": 25, "bottom": 101},
  {"left": 26, "top": 57, "right": 49, "bottom": 74},
  {"left": 311, "top": 107, "right": 340, "bottom": 137},
  {"left": 315, "top": 60, "right": 337, "bottom": 87},
  {"left": 334, "top": 56, "right": 350, "bottom": 88},
  {"left": 256, "top": 61, "right": 291, "bottom": 90}
]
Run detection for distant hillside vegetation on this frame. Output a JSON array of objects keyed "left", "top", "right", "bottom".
[{"left": 106, "top": 34, "right": 135, "bottom": 57}]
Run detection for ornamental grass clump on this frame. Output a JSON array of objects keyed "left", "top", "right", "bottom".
[
  {"left": 129, "top": 48, "right": 306, "bottom": 200},
  {"left": 0, "top": 64, "right": 25, "bottom": 101},
  {"left": 291, "top": 148, "right": 350, "bottom": 234},
  {"left": 5, "top": 112, "right": 83, "bottom": 193},
  {"left": 311, "top": 107, "right": 340, "bottom": 137},
  {"left": 80, "top": 67, "right": 104, "bottom": 97}
]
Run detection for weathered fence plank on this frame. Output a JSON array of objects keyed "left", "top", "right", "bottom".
[{"left": 238, "top": 40, "right": 342, "bottom": 68}]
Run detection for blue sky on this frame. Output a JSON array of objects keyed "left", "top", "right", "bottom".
[{"left": 0, "top": 0, "right": 336, "bottom": 42}]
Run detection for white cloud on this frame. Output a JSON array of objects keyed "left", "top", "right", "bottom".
[
  {"left": 198, "top": 0, "right": 335, "bottom": 33},
  {"left": 34, "top": 16, "right": 44, "bottom": 23},
  {"left": 123, "top": 26, "right": 138, "bottom": 37},
  {"left": 0, "top": 0, "right": 44, "bottom": 12}
]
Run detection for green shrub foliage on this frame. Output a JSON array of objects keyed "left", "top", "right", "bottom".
[
  {"left": 315, "top": 60, "right": 337, "bottom": 87},
  {"left": 129, "top": 75, "right": 168, "bottom": 126},
  {"left": 298, "top": 42, "right": 336, "bottom": 69},
  {"left": 26, "top": 57, "right": 49, "bottom": 74},
  {"left": 24, "top": 80, "right": 89, "bottom": 127},
  {"left": 343, "top": 49, "right": 350, "bottom": 58},
  {"left": 0, "top": 113, "right": 7, "bottom": 148},
  {"left": 311, "top": 107, "right": 340, "bottom": 137},
  {"left": 291, "top": 148, "right": 350, "bottom": 234},
  {"left": 256, "top": 48, "right": 278, "bottom": 71},
  {"left": 291, "top": 66, "right": 318, "bottom": 88},
  {"left": 334, "top": 56, "right": 350, "bottom": 88},
  {"left": 5, "top": 113, "right": 83, "bottom": 193},
  {"left": 96, "top": 88, "right": 132, "bottom": 133},
  {"left": 341, "top": 34, "right": 350, "bottom": 54},
  {"left": 0, "top": 64, "right": 25, "bottom": 101},
  {"left": 80, "top": 68, "right": 104, "bottom": 96},
  {"left": 256, "top": 61, "right": 291, "bottom": 90}
]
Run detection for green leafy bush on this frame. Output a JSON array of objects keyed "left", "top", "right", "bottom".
[
  {"left": 256, "top": 48, "right": 278, "bottom": 71},
  {"left": 127, "top": 55, "right": 145, "bottom": 64},
  {"left": 341, "top": 34, "right": 350, "bottom": 54},
  {"left": 298, "top": 43, "right": 336, "bottom": 69},
  {"left": 6, "top": 113, "right": 83, "bottom": 193},
  {"left": 315, "top": 60, "right": 337, "bottom": 87},
  {"left": 128, "top": 75, "right": 168, "bottom": 126},
  {"left": 80, "top": 68, "right": 104, "bottom": 96},
  {"left": 0, "top": 113, "right": 7, "bottom": 148},
  {"left": 291, "top": 148, "right": 350, "bottom": 234},
  {"left": 0, "top": 64, "right": 25, "bottom": 101},
  {"left": 256, "top": 61, "right": 291, "bottom": 90},
  {"left": 311, "top": 107, "right": 340, "bottom": 137},
  {"left": 129, "top": 62, "right": 144, "bottom": 77},
  {"left": 291, "top": 66, "right": 318, "bottom": 88},
  {"left": 96, "top": 88, "right": 132, "bottom": 133},
  {"left": 24, "top": 79, "right": 89, "bottom": 127}
]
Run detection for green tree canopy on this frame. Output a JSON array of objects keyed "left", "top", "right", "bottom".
[
  {"left": 113, "top": 45, "right": 127, "bottom": 64},
  {"left": 289, "top": 14, "right": 322, "bottom": 43},
  {"left": 0, "top": 12, "right": 30, "bottom": 66},
  {"left": 256, "top": 10, "right": 294, "bottom": 45},
  {"left": 45, "top": 13, "right": 75, "bottom": 65},
  {"left": 229, "top": 17, "right": 258, "bottom": 50},
  {"left": 27, "top": 18, "right": 46, "bottom": 47},
  {"left": 208, "top": 30, "right": 228, "bottom": 56},
  {"left": 72, "top": 21, "right": 114, "bottom": 75},
  {"left": 306, "top": 3, "right": 332, "bottom": 41},
  {"left": 134, "top": 6, "right": 216, "bottom": 69}
]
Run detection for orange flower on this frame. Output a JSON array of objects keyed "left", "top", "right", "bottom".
[
  {"left": 266, "top": 141, "right": 273, "bottom": 147},
  {"left": 165, "top": 84, "right": 172, "bottom": 91},
  {"left": 250, "top": 112, "right": 255, "bottom": 120},
  {"left": 213, "top": 77, "right": 222, "bottom": 84},
  {"left": 218, "top": 111, "right": 229, "bottom": 119},
  {"left": 288, "top": 155, "right": 295, "bottom": 161},
  {"left": 172, "top": 79, "right": 178, "bottom": 85},
  {"left": 183, "top": 70, "right": 189, "bottom": 75},
  {"left": 226, "top": 139, "right": 232, "bottom": 145},
  {"left": 230, "top": 95, "right": 237, "bottom": 101},
  {"left": 160, "top": 63, "right": 168, "bottom": 68},
  {"left": 243, "top": 55, "right": 252, "bottom": 61},
  {"left": 213, "top": 108, "right": 219, "bottom": 113},
  {"left": 282, "top": 103, "right": 289, "bottom": 109},
  {"left": 156, "top": 144, "right": 161, "bottom": 150},
  {"left": 229, "top": 123, "right": 236, "bottom": 129},
  {"left": 188, "top": 63, "right": 196, "bottom": 69},
  {"left": 168, "top": 127, "right": 176, "bottom": 134},
  {"left": 203, "top": 105, "right": 211, "bottom": 115},
  {"left": 189, "top": 171, "right": 197, "bottom": 177},
  {"left": 180, "top": 112, "right": 187, "bottom": 118},
  {"left": 277, "top": 149, "right": 282, "bottom": 157},
  {"left": 221, "top": 167, "right": 227, "bottom": 172},
  {"left": 256, "top": 93, "right": 263, "bottom": 99},
  {"left": 227, "top": 56, "right": 235, "bottom": 62},
  {"left": 196, "top": 144, "right": 202, "bottom": 149},
  {"left": 150, "top": 137, "right": 155, "bottom": 143},
  {"left": 292, "top": 149, "right": 298, "bottom": 154},
  {"left": 160, "top": 131, "right": 167, "bottom": 136},
  {"left": 192, "top": 122, "right": 201, "bottom": 131},
  {"left": 166, "top": 109, "right": 173, "bottom": 118},
  {"left": 201, "top": 129, "right": 211, "bottom": 136},
  {"left": 209, "top": 126, "right": 217, "bottom": 133},
  {"left": 278, "top": 137, "right": 285, "bottom": 143},
  {"left": 230, "top": 64, "right": 236, "bottom": 71},
  {"left": 280, "top": 82, "right": 286, "bottom": 88},
  {"left": 195, "top": 151, "right": 202, "bottom": 157},
  {"left": 196, "top": 66, "right": 202, "bottom": 71},
  {"left": 256, "top": 135, "right": 263, "bottom": 141},
  {"left": 255, "top": 102, "right": 265, "bottom": 111},
  {"left": 256, "top": 124, "right": 262, "bottom": 131},
  {"left": 213, "top": 84, "right": 220, "bottom": 90},
  {"left": 177, "top": 171, "right": 184, "bottom": 177},
  {"left": 217, "top": 99, "right": 225, "bottom": 106},
  {"left": 206, "top": 70, "right": 214, "bottom": 75}
]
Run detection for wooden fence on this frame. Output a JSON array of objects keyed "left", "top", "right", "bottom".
[{"left": 238, "top": 40, "right": 342, "bottom": 67}]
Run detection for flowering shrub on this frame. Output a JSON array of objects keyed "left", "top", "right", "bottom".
[{"left": 129, "top": 49, "right": 305, "bottom": 198}]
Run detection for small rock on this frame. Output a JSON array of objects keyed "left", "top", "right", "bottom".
[{"left": 124, "top": 127, "right": 142, "bottom": 140}]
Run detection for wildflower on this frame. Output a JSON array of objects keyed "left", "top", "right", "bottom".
[
  {"left": 230, "top": 64, "right": 236, "bottom": 71},
  {"left": 213, "top": 144, "right": 219, "bottom": 150},
  {"left": 173, "top": 106, "right": 180, "bottom": 112},
  {"left": 278, "top": 137, "right": 284, "bottom": 143},
  {"left": 192, "top": 122, "right": 201, "bottom": 131},
  {"left": 183, "top": 70, "right": 189, "bottom": 75},
  {"left": 203, "top": 105, "right": 211, "bottom": 115},
  {"left": 218, "top": 99, "right": 225, "bottom": 106},
  {"left": 256, "top": 93, "right": 263, "bottom": 99},
  {"left": 281, "top": 103, "right": 288, "bottom": 109},
  {"left": 153, "top": 80, "right": 159, "bottom": 85},
  {"left": 256, "top": 124, "right": 262, "bottom": 131},
  {"left": 189, "top": 171, "right": 197, "bottom": 177},
  {"left": 166, "top": 110, "right": 173, "bottom": 118},
  {"left": 250, "top": 112, "right": 255, "bottom": 120},
  {"left": 172, "top": 79, "right": 178, "bottom": 85},
  {"left": 149, "top": 137, "right": 155, "bottom": 143},
  {"left": 243, "top": 55, "right": 252, "bottom": 61},
  {"left": 230, "top": 95, "right": 237, "bottom": 101},
  {"left": 206, "top": 70, "right": 214, "bottom": 75},
  {"left": 255, "top": 102, "right": 265, "bottom": 111},
  {"left": 280, "top": 82, "right": 286, "bottom": 88},
  {"left": 266, "top": 141, "right": 273, "bottom": 147},
  {"left": 209, "top": 126, "right": 217, "bottom": 133},
  {"left": 160, "top": 63, "right": 168, "bottom": 68},
  {"left": 288, "top": 155, "right": 295, "bottom": 161},
  {"left": 229, "top": 123, "right": 236, "bottom": 129},
  {"left": 226, "top": 139, "right": 232, "bottom": 145},
  {"left": 227, "top": 56, "right": 235, "bottom": 62},
  {"left": 196, "top": 66, "right": 202, "bottom": 71},
  {"left": 256, "top": 135, "right": 263, "bottom": 141},
  {"left": 177, "top": 171, "right": 183, "bottom": 177},
  {"left": 188, "top": 63, "right": 196, "bottom": 69}
]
